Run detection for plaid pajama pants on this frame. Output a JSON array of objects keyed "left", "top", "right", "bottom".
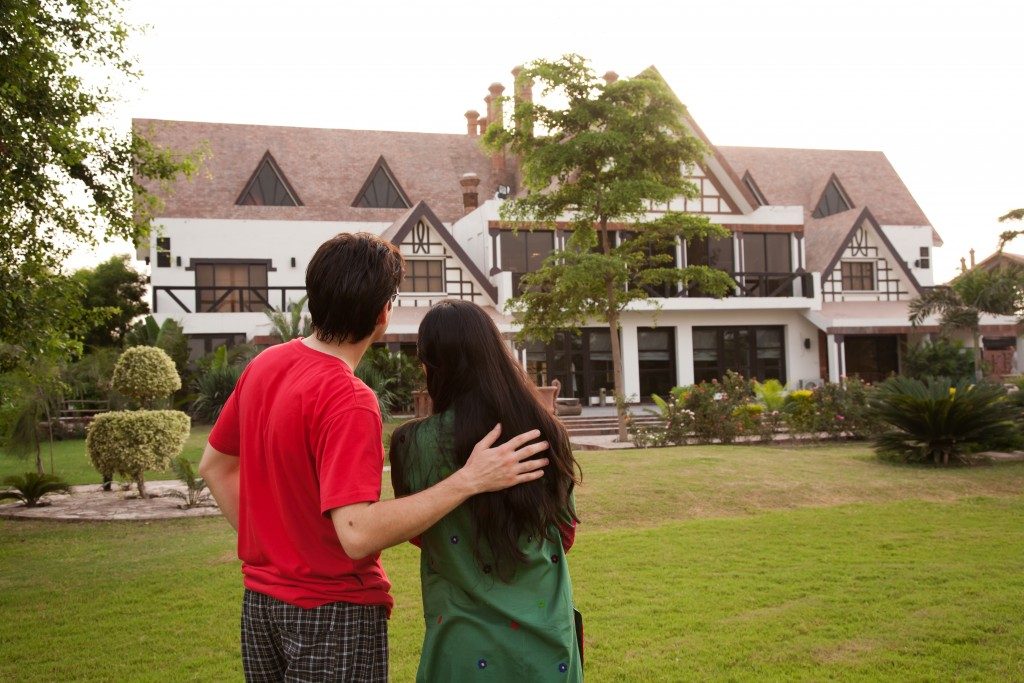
[{"left": 241, "top": 589, "right": 388, "bottom": 682}]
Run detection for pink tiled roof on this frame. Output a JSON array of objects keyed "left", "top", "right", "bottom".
[
  {"left": 719, "top": 146, "right": 932, "bottom": 227},
  {"left": 134, "top": 119, "right": 504, "bottom": 223}
]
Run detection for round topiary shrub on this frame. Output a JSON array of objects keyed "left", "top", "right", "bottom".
[
  {"left": 112, "top": 346, "right": 181, "bottom": 408},
  {"left": 86, "top": 410, "right": 191, "bottom": 498}
]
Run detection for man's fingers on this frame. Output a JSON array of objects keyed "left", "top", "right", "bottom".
[
  {"left": 513, "top": 441, "right": 549, "bottom": 462},
  {"left": 515, "top": 469, "right": 546, "bottom": 483},
  {"left": 503, "top": 429, "right": 542, "bottom": 451},
  {"left": 516, "top": 457, "right": 548, "bottom": 473},
  {"left": 474, "top": 423, "right": 503, "bottom": 451}
]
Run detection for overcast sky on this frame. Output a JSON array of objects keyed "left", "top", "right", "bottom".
[{"left": 96, "top": 0, "right": 1023, "bottom": 281}]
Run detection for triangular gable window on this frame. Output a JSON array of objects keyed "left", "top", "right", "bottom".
[
  {"left": 812, "top": 176, "right": 852, "bottom": 218},
  {"left": 237, "top": 152, "right": 301, "bottom": 206},
  {"left": 353, "top": 156, "right": 411, "bottom": 209}
]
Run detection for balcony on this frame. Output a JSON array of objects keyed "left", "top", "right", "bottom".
[{"left": 152, "top": 286, "right": 307, "bottom": 313}]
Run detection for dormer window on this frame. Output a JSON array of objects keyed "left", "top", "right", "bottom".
[
  {"left": 236, "top": 152, "right": 301, "bottom": 206},
  {"left": 812, "top": 176, "right": 852, "bottom": 218},
  {"left": 742, "top": 172, "right": 768, "bottom": 207},
  {"left": 353, "top": 156, "right": 411, "bottom": 208}
]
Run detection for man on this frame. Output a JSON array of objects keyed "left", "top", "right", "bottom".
[{"left": 200, "top": 233, "right": 549, "bottom": 681}]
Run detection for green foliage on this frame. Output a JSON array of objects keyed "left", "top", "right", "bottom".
[
  {"left": 71, "top": 255, "right": 149, "bottom": 347},
  {"left": 167, "top": 456, "right": 210, "bottom": 508},
  {"left": 124, "top": 316, "right": 189, "bottom": 377},
  {"left": 816, "top": 378, "right": 878, "bottom": 440},
  {"left": 0, "top": 359, "right": 65, "bottom": 474},
  {"left": 783, "top": 389, "right": 820, "bottom": 439},
  {"left": 85, "top": 410, "right": 190, "bottom": 497},
  {"left": 357, "top": 347, "right": 423, "bottom": 413},
  {"left": 0, "top": 472, "right": 71, "bottom": 507},
  {"left": 909, "top": 266, "right": 1024, "bottom": 378},
  {"left": 682, "top": 373, "right": 752, "bottom": 444},
  {"left": 354, "top": 364, "right": 397, "bottom": 421},
  {"left": 753, "top": 379, "right": 787, "bottom": 412},
  {"left": 111, "top": 346, "right": 181, "bottom": 408},
  {"left": 630, "top": 386, "right": 693, "bottom": 447},
  {"left": 482, "top": 55, "right": 734, "bottom": 438},
  {"left": 190, "top": 363, "right": 243, "bottom": 424},
  {"left": 264, "top": 296, "right": 311, "bottom": 342},
  {"left": 904, "top": 338, "right": 974, "bottom": 383},
  {"left": 869, "top": 377, "right": 1019, "bottom": 465},
  {"left": 0, "top": 1, "right": 202, "bottom": 376}
]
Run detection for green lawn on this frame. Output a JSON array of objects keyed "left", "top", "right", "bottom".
[
  {"left": 1, "top": 444, "right": 1022, "bottom": 681},
  {"left": 0, "top": 420, "right": 406, "bottom": 486}
]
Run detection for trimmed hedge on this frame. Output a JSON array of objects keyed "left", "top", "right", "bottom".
[
  {"left": 112, "top": 346, "right": 181, "bottom": 407},
  {"left": 86, "top": 410, "right": 191, "bottom": 495}
]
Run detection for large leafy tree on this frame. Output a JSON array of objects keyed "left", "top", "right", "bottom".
[
  {"left": 482, "top": 55, "right": 733, "bottom": 439},
  {"left": 72, "top": 254, "right": 149, "bottom": 347},
  {"left": 1, "top": 0, "right": 200, "bottom": 370}
]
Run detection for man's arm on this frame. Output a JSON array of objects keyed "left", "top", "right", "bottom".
[
  {"left": 199, "top": 445, "right": 240, "bottom": 531},
  {"left": 330, "top": 424, "right": 548, "bottom": 560}
]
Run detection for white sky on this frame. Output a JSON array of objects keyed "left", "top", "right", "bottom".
[{"left": 88, "top": 0, "right": 1024, "bottom": 281}]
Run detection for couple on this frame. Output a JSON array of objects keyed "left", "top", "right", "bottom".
[{"left": 200, "top": 232, "right": 582, "bottom": 682}]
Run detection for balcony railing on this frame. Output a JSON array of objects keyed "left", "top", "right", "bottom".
[{"left": 153, "top": 286, "right": 308, "bottom": 314}]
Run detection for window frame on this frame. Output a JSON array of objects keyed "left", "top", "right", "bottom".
[
  {"left": 401, "top": 258, "right": 446, "bottom": 294},
  {"left": 840, "top": 260, "right": 876, "bottom": 291}
]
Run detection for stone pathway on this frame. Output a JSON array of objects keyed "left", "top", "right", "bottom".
[{"left": 0, "top": 481, "right": 221, "bottom": 522}]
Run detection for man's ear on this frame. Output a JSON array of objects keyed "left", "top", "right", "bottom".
[{"left": 375, "top": 302, "right": 391, "bottom": 326}]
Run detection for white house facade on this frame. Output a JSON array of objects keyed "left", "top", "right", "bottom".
[{"left": 136, "top": 68, "right": 1019, "bottom": 402}]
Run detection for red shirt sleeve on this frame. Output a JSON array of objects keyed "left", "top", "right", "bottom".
[
  {"left": 208, "top": 387, "right": 241, "bottom": 456},
  {"left": 316, "top": 407, "right": 385, "bottom": 515},
  {"left": 558, "top": 519, "right": 577, "bottom": 553}
]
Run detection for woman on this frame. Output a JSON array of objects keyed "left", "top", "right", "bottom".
[{"left": 390, "top": 299, "right": 583, "bottom": 681}]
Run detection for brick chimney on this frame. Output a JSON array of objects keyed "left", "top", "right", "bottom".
[
  {"left": 465, "top": 110, "right": 480, "bottom": 137},
  {"left": 460, "top": 172, "right": 481, "bottom": 212},
  {"left": 487, "top": 83, "right": 506, "bottom": 177},
  {"left": 603, "top": 70, "right": 619, "bottom": 85},
  {"left": 511, "top": 65, "right": 533, "bottom": 137}
]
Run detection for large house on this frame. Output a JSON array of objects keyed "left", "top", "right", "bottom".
[{"left": 135, "top": 68, "right": 1022, "bottom": 403}]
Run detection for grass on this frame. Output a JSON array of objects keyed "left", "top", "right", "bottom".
[
  {"left": 1, "top": 443, "right": 1023, "bottom": 681},
  {"left": 0, "top": 420, "right": 406, "bottom": 486}
]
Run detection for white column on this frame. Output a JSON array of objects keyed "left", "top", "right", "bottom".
[
  {"left": 826, "top": 334, "right": 842, "bottom": 383},
  {"left": 620, "top": 321, "right": 640, "bottom": 403},
  {"left": 676, "top": 323, "right": 694, "bottom": 386}
]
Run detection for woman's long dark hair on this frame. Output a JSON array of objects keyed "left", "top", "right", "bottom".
[{"left": 409, "top": 299, "right": 580, "bottom": 580}]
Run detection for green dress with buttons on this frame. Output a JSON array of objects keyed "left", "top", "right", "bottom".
[{"left": 390, "top": 411, "right": 582, "bottom": 682}]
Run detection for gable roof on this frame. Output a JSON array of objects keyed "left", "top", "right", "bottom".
[
  {"left": 817, "top": 207, "right": 924, "bottom": 295},
  {"left": 134, "top": 119, "right": 503, "bottom": 223},
  {"left": 382, "top": 200, "right": 498, "bottom": 302},
  {"left": 719, "top": 145, "right": 936, "bottom": 231}
]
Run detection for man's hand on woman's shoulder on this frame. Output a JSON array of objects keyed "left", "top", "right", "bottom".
[{"left": 455, "top": 423, "right": 549, "bottom": 494}]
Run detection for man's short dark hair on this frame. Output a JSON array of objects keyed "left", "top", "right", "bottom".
[{"left": 306, "top": 232, "right": 404, "bottom": 344}]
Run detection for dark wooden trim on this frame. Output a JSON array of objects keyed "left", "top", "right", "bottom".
[
  {"left": 350, "top": 155, "right": 412, "bottom": 209},
  {"left": 822, "top": 208, "right": 923, "bottom": 295},
  {"left": 487, "top": 220, "right": 802, "bottom": 234},
  {"left": 741, "top": 171, "right": 769, "bottom": 206},
  {"left": 186, "top": 258, "right": 277, "bottom": 272}
]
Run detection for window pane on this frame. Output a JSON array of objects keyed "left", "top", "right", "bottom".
[
  {"left": 765, "top": 234, "right": 791, "bottom": 272},
  {"left": 708, "top": 236, "right": 734, "bottom": 270},
  {"left": 526, "top": 231, "right": 554, "bottom": 271},
  {"left": 500, "top": 232, "right": 527, "bottom": 272},
  {"left": 743, "top": 234, "right": 766, "bottom": 272}
]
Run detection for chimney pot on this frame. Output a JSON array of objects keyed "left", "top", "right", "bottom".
[
  {"left": 460, "top": 172, "right": 481, "bottom": 212},
  {"left": 603, "top": 70, "right": 619, "bottom": 84},
  {"left": 465, "top": 110, "right": 480, "bottom": 137}
]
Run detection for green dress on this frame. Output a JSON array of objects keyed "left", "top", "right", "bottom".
[{"left": 390, "top": 411, "right": 582, "bottom": 682}]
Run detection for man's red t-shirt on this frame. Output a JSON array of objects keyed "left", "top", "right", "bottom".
[{"left": 208, "top": 338, "right": 393, "bottom": 611}]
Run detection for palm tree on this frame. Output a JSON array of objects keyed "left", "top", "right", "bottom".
[
  {"left": 265, "top": 296, "right": 311, "bottom": 342},
  {"left": 909, "top": 267, "right": 1023, "bottom": 379}
]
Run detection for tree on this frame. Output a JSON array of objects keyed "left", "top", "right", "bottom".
[
  {"left": 124, "top": 315, "right": 189, "bottom": 377},
  {"left": 1, "top": 0, "right": 201, "bottom": 372},
  {"left": 72, "top": 255, "right": 149, "bottom": 347},
  {"left": 482, "top": 55, "right": 734, "bottom": 440},
  {"left": 909, "top": 266, "right": 1024, "bottom": 379}
]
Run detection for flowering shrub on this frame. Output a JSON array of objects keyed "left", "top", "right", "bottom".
[
  {"left": 684, "top": 374, "right": 750, "bottom": 443},
  {"left": 783, "top": 389, "right": 820, "bottom": 439}
]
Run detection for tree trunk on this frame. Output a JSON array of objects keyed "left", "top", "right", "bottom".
[
  {"left": 599, "top": 216, "right": 629, "bottom": 442},
  {"left": 136, "top": 474, "right": 148, "bottom": 499}
]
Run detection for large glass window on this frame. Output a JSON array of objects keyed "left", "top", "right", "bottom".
[
  {"left": 692, "top": 326, "right": 786, "bottom": 383},
  {"left": 194, "top": 261, "right": 269, "bottom": 312},
  {"left": 687, "top": 235, "right": 734, "bottom": 271},
  {"left": 523, "top": 328, "right": 615, "bottom": 401},
  {"left": 402, "top": 259, "right": 444, "bottom": 293},
  {"left": 743, "top": 233, "right": 792, "bottom": 295},
  {"left": 500, "top": 230, "right": 554, "bottom": 295},
  {"left": 638, "top": 328, "right": 675, "bottom": 399},
  {"left": 841, "top": 261, "right": 875, "bottom": 291},
  {"left": 186, "top": 333, "right": 247, "bottom": 362},
  {"left": 237, "top": 156, "right": 299, "bottom": 206}
]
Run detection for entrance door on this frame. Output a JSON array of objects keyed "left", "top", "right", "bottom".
[
  {"left": 524, "top": 329, "right": 615, "bottom": 401},
  {"left": 844, "top": 335, "right": 900, "bottom": 383}
]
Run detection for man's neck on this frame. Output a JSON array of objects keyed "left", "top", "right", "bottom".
[{"left": 301, "top": 334, "right": 372, "bottom": 370}]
